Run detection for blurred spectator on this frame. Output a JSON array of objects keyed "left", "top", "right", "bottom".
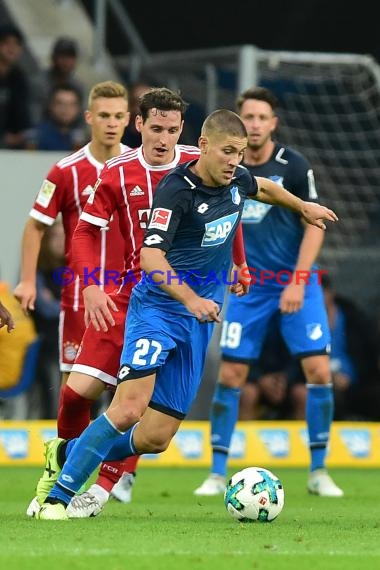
[
  {"left": 0, "top": 24, "right": 31, "bottom": 149},
  {"left": 37, "top": 36, "right": 86, "bottom": 121},
  {"left": 26, "top": 84, "right": 87, "bottom": 151},
  {"left": 28, "top": 219, "right": 65, "bottom": 418}
]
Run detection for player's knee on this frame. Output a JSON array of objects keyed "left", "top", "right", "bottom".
[
  {"left": 219, "top": 361, "right": 248, "bottom": 388},
  {"left": 139, "top": 432, "right": 171, "bottom": 454},
  {"left": 302, "top": 355, "right": 331, "bottom": 384},
  {"left": 114, "top": 405, "right": 144, "bottom": 431}
]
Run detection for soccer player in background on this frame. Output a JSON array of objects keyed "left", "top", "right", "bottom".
[
  {"left": 13, "top": 80, "right": 139, "bottom": 508},
  {"left": 31, "top": 109, "right": 337, "bottom": 520},
  {"left": 194, "top": 87, "right": 343, "bottom": 498}
]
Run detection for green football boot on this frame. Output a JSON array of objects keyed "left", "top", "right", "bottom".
[
  {"left": 35, "top": 437, "right": 66, "bottom": 505},
  {"left": 35, "top": 502, "right": 69, "bottom": 521}
]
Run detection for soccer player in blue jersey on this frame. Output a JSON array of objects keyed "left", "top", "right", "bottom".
[
  {"left": 32, "top": 108, "right": 337, "bottom": 520},
  {"left": 194, "top": 87, "right": 344, "bottom": 498}
]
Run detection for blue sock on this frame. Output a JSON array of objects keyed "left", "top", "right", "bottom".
[
  {"left": 63, "top": 424, "right": 138, "bottom": 463},
  {"left": 210, "top": 384, "right": 241, "bottom": 477},
  {"left": 306, "top": 384, "right": 334, "bottom": 472},
  {"left": 49, "top": 413, "right": 124, "bottom": 505},
  {"left": 105, "top": 424, "right": 138, "bottom": 460}
]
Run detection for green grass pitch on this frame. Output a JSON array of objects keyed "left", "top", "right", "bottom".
[{"left": 1, "top": 466, "right": 380, "bottom": 570}]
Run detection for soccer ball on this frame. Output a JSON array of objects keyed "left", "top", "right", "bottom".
[{"left": 224, "top": 466, "right": 284, "bottom": 523}]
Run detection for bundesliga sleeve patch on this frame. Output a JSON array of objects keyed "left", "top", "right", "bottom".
[
  {"left": 36, "top": 179, "right": 56, "bottom": 208},
  {"left": 148, "top": 208, "right": 172, "bottom": 231}
]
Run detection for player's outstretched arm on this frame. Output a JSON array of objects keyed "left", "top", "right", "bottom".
[
  {"left": 13, "top": 218, "right": 47, "bottom": 312},
  {"left": 140, "top": 247, "right": 221, "bottom": 323},
  {"left": 253, "top": 176, "right": 338, "bottom": 230},
  {"left": 0, "top": 301, "right": 15, "bottom": 332}
]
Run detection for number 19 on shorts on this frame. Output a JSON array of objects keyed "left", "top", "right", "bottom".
[{"left": 220, "top": 321, "right": 242, "bottom": 349}]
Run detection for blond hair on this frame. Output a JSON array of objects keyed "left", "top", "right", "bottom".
[{"left": 88, "top": 81, "right": 128, "bottom": 108}]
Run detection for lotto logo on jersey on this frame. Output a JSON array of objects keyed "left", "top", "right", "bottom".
[
  {"left": 201, "top": 212, "right": 239, "bottom": 247},
  {"left": 148, "top": 208, "right": 172, "bottom": 231}
]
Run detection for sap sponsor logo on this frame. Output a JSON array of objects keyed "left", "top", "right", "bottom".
[
  {"left": 202, "top": 212, "right": 239, "bottom": 247},
  {"left": 174, "top": 430, "right": 203, "bottom": 459},
  {"left": 339, "top": 429, "right": 371, "bottom": 458},
  {"left": 242, "top": 200, "right": 272, "bottom": 223},
  {"left": 0, "top": 429, "right": 29, "bottom": 459},
  {"left": 148, "top": 208, "right": 172, "bottom": 231},
  {"left": 230, "top": 431, "right": 246, "bottom": 458},
  {"left": 306, "top": 323, "right": 323, "bottom": 341},
  {"left": 258, "top": 429, "right": 289, "bottom": 458}
]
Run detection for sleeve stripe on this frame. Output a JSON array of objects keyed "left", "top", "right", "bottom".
[
  {"left": 29, "top": 208, "right": 55, "bottom": 226},
  {"left": 80, "top": 211, "right": 109, "bottom": 227}
]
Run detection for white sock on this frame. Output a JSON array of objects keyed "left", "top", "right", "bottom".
[{"left": 87, "top": 483, "right": 110, "bottom": 507}]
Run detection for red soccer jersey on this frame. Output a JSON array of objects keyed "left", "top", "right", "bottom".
[
  {"left": 75, "top": 144, "right": 200, "bottom": 291},
  {"left": 29, "top": 143, "right": 129, "bottom": 309}
]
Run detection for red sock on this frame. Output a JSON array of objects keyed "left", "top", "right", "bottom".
[
  {"left": 95, "top": 455, "right": 140, "bottom": 492},
  {"left": 57, "top": 384, "right": 93, "bottom": 439},
  {"left": 123, "top": 454, "right": 140, "bottom": 474}
]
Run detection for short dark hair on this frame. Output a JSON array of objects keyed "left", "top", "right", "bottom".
[
  {"left": 236, "top": 86, "right": 279, "bottom": 114},
  {"left": 52, "top": 37, "right": 78, "bottom": 57},
  {"left": 202, "top": 109, "right": 247, "bottom": 139},
  {"left": 0, "top": 24, "right": 24, "bottom": 44},
  {"left": 138, "top": 87, "right": 188, "bottom": 122}
]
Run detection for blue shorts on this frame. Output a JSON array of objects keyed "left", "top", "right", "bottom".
[
  {"left": 119, "top": 293, "right": 214, "bottom": 418},
  {"left": 220, "top": 280, "right": 330, "bottom": 362}
]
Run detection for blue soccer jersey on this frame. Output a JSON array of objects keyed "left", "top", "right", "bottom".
[
  {"left": 241, "top": 143, "right": 318, "bottom": 287},
  {"left": 132, "top": 160, "right": 258, "bottom": 315},
  {"left": 221, "top": 143, "right": 330, "bottom": 361},
  {"left": 118, "top": 160, "right": 258, "bottom": 416}
]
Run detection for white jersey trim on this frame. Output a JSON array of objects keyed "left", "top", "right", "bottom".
[
  {"left": 80, "top": 211, "right": 109, "bottom": 228},
  {"left": 29, "top": 208, "right": 55, "bottom": 226},
  {"left": 71, "top": 363, "right": 117, "bottom": 386}
]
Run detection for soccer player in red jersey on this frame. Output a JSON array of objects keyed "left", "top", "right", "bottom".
[
  {"left": 46, "top": 87, "right": 247, "bottom": 518},
  {"left": 13, "top": 80, "right": 140, "bottom": 509}
]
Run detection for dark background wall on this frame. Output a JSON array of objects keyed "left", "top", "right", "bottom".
[{"left": 82, "top": 1, "right": 378, "bottom": 61}]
